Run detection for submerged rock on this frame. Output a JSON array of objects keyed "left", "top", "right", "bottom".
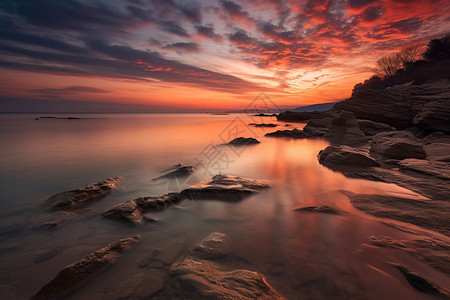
[
  {"left": 249, "top": 123, "right": 278, "bottom": 127},
  {"left": 190, "top": 232, "right": 232, "bottom": 260},
  {"left": 153, "top": 164, "right": 195, "bottom": 181},
  {"left": 31, "top": 236, "right": 140, "bottom": 300},
  {"left": 265, "top": 128, "right": 309, "bottom": 138},
  {"left": 318, "top": 145, "right": 380, "bottom": 168},
  {"left": 342, "top": 191, "right": 450, "bottom": 236},
  {"left": 46, "top": 177, "right": 122, "bottom": 211},
  {"left": 294, "top": 205, "right": 347, "bottom": 215},
  {"left": 398, "top": 159, "right": 450, "bottom": 180},
  {"left": 169, "top": 232, "right": 285, "bottom": 300},
  {"left": 227, "top": 137, "right": 260, "bottom": 146},
  {"left": 370, "top": 131, "right": 426, "bottom": 160},
  {"left": 181, "top": 174, "right": 270, "bottom": 201}
]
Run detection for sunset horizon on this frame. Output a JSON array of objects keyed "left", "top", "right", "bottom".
[{"left": 1, "top": 0, "right": 449, "bottom": 112}]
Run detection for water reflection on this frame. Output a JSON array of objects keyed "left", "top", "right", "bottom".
[{"left": 0, "top": 113, "right": 447, "bottom": 299}]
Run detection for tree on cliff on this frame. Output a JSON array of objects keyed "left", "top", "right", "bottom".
[{"left": 423, "top": 35, "right": 450, "bottom": 61}]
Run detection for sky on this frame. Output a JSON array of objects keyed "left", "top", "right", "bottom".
[{"left": 0, "top": 0, "right": 449, "bottom": 112}]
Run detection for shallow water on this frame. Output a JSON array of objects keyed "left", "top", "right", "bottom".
[{"left": 0, "top": 113, "right": 448, "bottom": 299}]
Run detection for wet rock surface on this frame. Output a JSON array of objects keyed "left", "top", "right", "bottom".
[
  {"left": 398, "top": 159, "right": 450, "bottom": 180},
  {"left": 190, "top": 232, "right": 233, "bottom": 260},
  {"left": 394, "top": 264, "right": 449, "bottom": 297},
  {"left": 103, "top": 193, "right": 181, "bottom": 224},
  {"left": 31, "top": 236, "right": 140, "bottom": 300},
  {"left": 294, "top": 205, "right": 347, "bottom": 215},
  {"left": 227, "top": 137, "right": 261, "bottom": 146},
  {"left": 46, "top": 177, "right": 122, "bottom": 211},
  {"left": 180, "top": 174, "right": 270, "bottom": 201},
  {"left": 342, "top": 191, "right": 450, "bottom": 236},
  {"left": 168, "top": 232, "right": 285, "bottom": 300},
  {"left": 153, "top": 164, "right": 195, "bottom": 181}
]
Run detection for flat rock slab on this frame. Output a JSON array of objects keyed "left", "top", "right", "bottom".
[
  {"left": 46, "top": 177, "right": 122, "bottom": 211},
  {"left": 367, "top": 235, "right": 450, "bottom": 274},
  {"left": 342, "top": 191, "right": 450, "bottom": 236},
  {"left": 398, "top": 159, "right": 450, "bottom": 180},
  {"left": 265, "top": 128, "right": 309, "bottom": 138},
  {"left": 169, "top": 232, "right": 285, "bottom": 300},
  {"left": 318, "top": 145, "right": 380, "bottom": 168},
  {"left": 227, "top": 137, "right": 260, "bottom": 146},
  {"left": 294, "top": 205, "right": 347, "bottom": 215},
  {"left": 181, "top": 174, "right": 270, "bottom": 201},
  {"left": 153, "top": 164, "right": 196, "bottom": 181},
  {"left": 31, "top": 236, "right": 140, "bottom": 300}
]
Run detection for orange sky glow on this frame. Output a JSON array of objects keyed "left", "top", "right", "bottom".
[{"left": 0, "top": 0, "right": 449, "bottom": 112}]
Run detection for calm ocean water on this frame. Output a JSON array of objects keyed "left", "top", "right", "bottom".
[{"left": 0, "top": 113, "right": 446, "bottom": 299}]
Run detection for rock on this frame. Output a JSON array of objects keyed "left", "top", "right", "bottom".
[
  {"left": 356, "top": 119, "right": 395, "bottom": 136},
  {"left": 169, "top": 232, "right": 285, "bottom": 300},
  {"left": 190, "top": 232, "right": 232, "bottom": 260},
  {"left": 265, "top": 128, "right": 309, "bottom": 138},
  {"left": 153, "top": 164, "right": 195, "bottom": 181},
  {"left": 424, "top": 142, "right": 450, "bottom": 162},
  {"left": 31, "top": 236, "right": 140, "bottom": 300},
  {"left": 333, "top": 81, "right": 450, "bottom": 129},
  {"left": 324, "top": 111, "right": 368, "bottom": 146},
  {"left": 248, "top": 123, "right": 277, "bottom": 127},
  {"left": 46, "top": 177, "right": 122, "bottom": 211},
  {"left": 303, "top": 117, "right": 333, "bottom": 136},
  {"left": 227, "top": 137, "right": 260, "bottom": 146},
  {"left": 180, "top": 174, "right": 270, "bottom": 201},
  {"left": 342, "top": 191, "right": 450, "bottom": 236},
  {"left": 254, "top": 113, "right": 277, "bottom": 117},
  {"left": 394, "top": 264, "right": 449, "bottom": 296},
  {"left": 318, "top": 145, "right": 380, "bottom": 168},
  {"left": 398, "top": 159, "right": 450, "bottom": 180},
  {"left": 413, "top": 99, "right": 450, "bottom": 133},
  {"left": 370, "top": 131, "right": 426, "bottom": 159},
  {"left": 294, "top": 205, "right": 347, "bottom": 215},
  {"left": 103, "top": 193, "right": 181, "bottom": 224},
  {"left": 367, "top": 235, "right": 450, "bottom": 274}
]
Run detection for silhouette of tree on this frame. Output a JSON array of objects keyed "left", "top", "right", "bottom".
[
  {"left": 376, "top": 53, "right": 402, "bottom": 78},
  {"left": 423, "top": 35, "right": 450, "bottom": 61},
  {"left": 398, "top": 43, "right": 425, "bottom": 69}
]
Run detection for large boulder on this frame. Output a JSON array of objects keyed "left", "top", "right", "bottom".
[
  {"left": 318, "top": 145, "right": 380, "bottom": 168},
  {"left": 303, "top": 117, "right": 333, "bottom": 136},
  {"left": 413, "top": 100, "right": 450, "bottom": 133},
  {"left": 324, "top": 111, "right": 368, "bottom": 146},
  {"left": 46, "top": 177, "right": 122, "bottom": 211},
  {"left": 32, "top": 236, "right": 140, "bottom": 300},
  {"left": 169, "top": 232, "right": 285, "bottom": 300},
  {"left": 370, "top": 131, "right": 426, "bottom": 159}
]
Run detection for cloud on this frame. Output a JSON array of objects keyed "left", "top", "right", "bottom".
[
  {"left": 160, "top": 20, "right": 190, "bottom": 36},
  {"left": 347, "top": 0, "right": 378, "bottom": 9},
  {"left": 195, "top": 24, "right": 221, "bottom": 40},
  {"left": 163, "top": 42, "right": 200, "bottom": 52},
  {"left": 31, "top": 86, "right": 110, "bottom": 94},
  {"left": 359, "top": 5, "right": 385, "bottom": 22}
]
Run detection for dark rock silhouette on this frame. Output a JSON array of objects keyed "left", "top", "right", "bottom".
[
  {"left": 318, "top": 145, "right": 380, "bottom": 168},
  {"left": 395, "top": 264, "right": 449, "bottom": 296},
  {"left": 248, "top": 123, "right": 278, "bottom": 127},
  {"left": 227, "top": 137, "right": 260, "bottom": 146},
  {"left": 46, "top": 177, "right": 122, "bottom": 211},
  {"left": 31, "top": 236, "right": 140, "bottom": 300},
  {"left": 265, "top": 128, "right": 309, "bottom": 138},
  {"left": 294, "top": 205, "right": 347, "bottom": 215}
]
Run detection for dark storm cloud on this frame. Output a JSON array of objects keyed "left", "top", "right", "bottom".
[
  {"left": 359, "top": 6, "right": 385, "bottom": 22},
  {"left": 219, "top": 0, "right": 250, "bottom": 19},
  {"left": 163, "top": 42, "right": 200, "bottom": 52},
  {"left": 160, "top": 20, "right": 189, "bottom": 37}
]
